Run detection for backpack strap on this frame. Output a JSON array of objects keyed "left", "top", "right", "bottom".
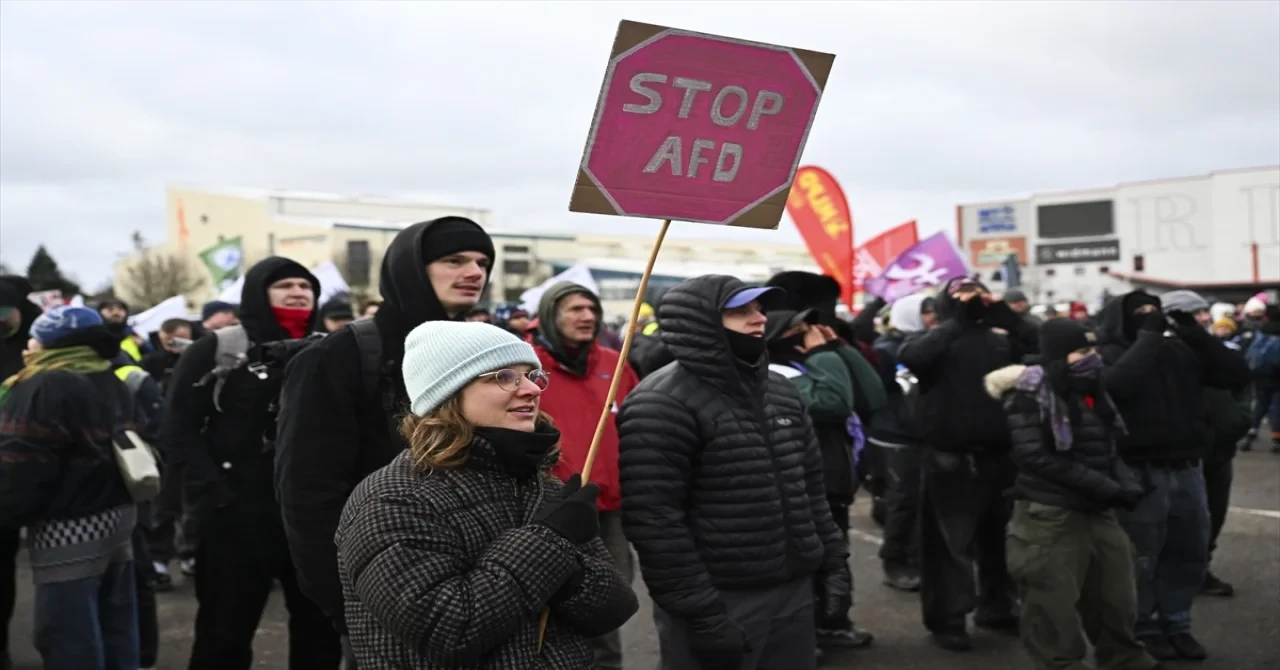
[
  {"left": 348, "top": 320, "right": 400, "bottom": 440},
  {"left": 193, "top": 325, "right": 251, "bottom": 413}
]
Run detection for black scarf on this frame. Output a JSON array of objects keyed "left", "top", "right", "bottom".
[{"left": 473, "top": 423, "right": 561, "bottom": 480}]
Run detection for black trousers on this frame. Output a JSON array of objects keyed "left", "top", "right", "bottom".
[
  {"left": 878, "top": 446, "right": 922, "bottom": 570},
  {"left": 188, "top": 500, "right": 341, "bottom": 670},
  {"left": 1203, "top": 458, "right": 1234, "bottom": 561},
  {"left": 131, "top": 503, "right": 160, "bottom": 667},
  {"left": 150, "top": 459, "right": 195, "bottom": 563},
  {"left": 919, "top": 449, "right": 1017, "bottom": 634},
  {"left": 813, "top": 499, "right": 853, "bottom": 630},
  {"left": 0, "top": 527, "right": 18, "bottom": 654}
]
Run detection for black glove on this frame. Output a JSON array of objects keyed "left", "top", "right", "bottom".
[
  {"left": 1139, "top": 311, "right": 1167, "bottom": 334},
  {"left": 1171, "top": 320, "right": 1212, "bottom": 348},
  {"left": 1112, "top": 486, "right": 1146, "bottom": 511},
  {"left": 820, "top": 565, "right": 853, "bottom": 625},
  {"left": 533, "top": 474, "right": 599, "bottom": 545},
  {"left": 984, "top": 300, "right": 1021, "bottom": 331},
  {"left": 689, "top": 616, "right": 751, "bottom": 670}
]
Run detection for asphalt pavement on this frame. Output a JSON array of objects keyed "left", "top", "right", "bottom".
[{"left": 8, "top": 436, "right": 1279, "bottom": 670}]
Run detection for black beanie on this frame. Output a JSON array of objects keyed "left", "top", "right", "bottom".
[
  {"left": 1039, "top": 318, "right": 1094, "bottom": 362},
  {"left": 421, "top": 217, "right": 495, "bottom": 265},
  {"left": 265, "top": 263, "right": 312, "bottom": 286}
]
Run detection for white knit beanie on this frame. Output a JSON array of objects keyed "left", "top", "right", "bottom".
[{"left": 402, "top": 321, "right": 542, "bottom": 417}]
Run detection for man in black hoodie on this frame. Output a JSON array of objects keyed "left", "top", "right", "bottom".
[
  {"left": 163, "top": 257, "right": 340, "bottom": 670},
  {"left": 897, "top": 277, "right": 1025, "bottom": 652},
  {"left": 618, "top": 276, "right": 850, "bottom": 670},
  {"left": 0, "top": 275, "right": 41, "bottom": 670},
  {"left": 1094, "top": 290, "right": 1251, "bottom": 662},
  {"left": 274, "top": 217, "right": 494, "bottom": 650}
]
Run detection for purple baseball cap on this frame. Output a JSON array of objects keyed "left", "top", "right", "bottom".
[{"left": 723, "top": 285, "right": 785, "bottom": 310}]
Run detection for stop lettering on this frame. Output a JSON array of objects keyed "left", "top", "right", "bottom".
[{"left": 574, "top": 22, "right": 833, "bottom": 227}]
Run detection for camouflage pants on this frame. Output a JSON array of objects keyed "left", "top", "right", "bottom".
[{"left": 1006, "top": 501, "right": 1157, "bottom": 670}]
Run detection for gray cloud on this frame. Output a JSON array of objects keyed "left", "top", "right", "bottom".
[{"left": 2, "top": 0, "right": 1277, "bottom": 286}]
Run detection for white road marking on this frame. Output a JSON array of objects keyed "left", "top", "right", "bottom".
[
  {"left": 1230, "top": 506, "right": 1280, "bottom": 520},
  {"left": 849, "top": 528, "right": 885, "bottom": 546}
]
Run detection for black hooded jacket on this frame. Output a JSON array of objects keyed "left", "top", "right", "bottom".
[
  {"left": 1, "top": 275, "right": 43, "bottom": 380},
  {"left": 274, "top": 218, "right": 485, "bottom": 632},
  {"left": 162, "top": 257, "right": 319, "bottom": 532},
  {"left": 897, "top": 282, "right": 1027, "bottom": 454},
  {"left": 1095, "top": 291, "right": 1252, "bottom": 463},
  {"left": 617, "top": 275, "right": 846, "bottom": 629}
]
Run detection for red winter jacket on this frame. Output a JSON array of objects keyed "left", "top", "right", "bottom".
[{"left": 534, "top": 342, "right": 638, "bottom": 512}]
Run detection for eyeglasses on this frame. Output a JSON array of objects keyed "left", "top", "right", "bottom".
[{"left": 477, "top": 369, "right": 550, "bottom": 392}]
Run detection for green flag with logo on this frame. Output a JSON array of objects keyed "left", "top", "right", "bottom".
[{"left": 198, "top": 237, "right": 244, "bottom": 291}]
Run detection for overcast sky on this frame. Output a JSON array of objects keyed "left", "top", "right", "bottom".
[{"left": 1, "top": 0, "right": 1278, "bottom": 289}]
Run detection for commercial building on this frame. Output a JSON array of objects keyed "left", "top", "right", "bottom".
[
  {"left": 957, "top": 165, "right": 1280, "bottom": 307},
  {"left": 114, "top": 185, "right": 817, "bottom": 316}
]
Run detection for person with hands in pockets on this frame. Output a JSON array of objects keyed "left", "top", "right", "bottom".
[
  {"left": 618, "top": 276, "right": 851, "bottom": 670},
  {"left": 336, "top": 321, "right": 638, "bottom": 670}
]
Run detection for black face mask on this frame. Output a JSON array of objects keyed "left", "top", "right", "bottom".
[
  {"left": 104, "top": 320, "right": 128, "bottom": 336},
  {"left": 961, "top": 297, "right": 988, "bottom": 323},
  {"left": 725, "top": 329, "right": 766, "bottom": 363},
  {"left": 769, "top": 333, "right": 806, "bottom": 366}
]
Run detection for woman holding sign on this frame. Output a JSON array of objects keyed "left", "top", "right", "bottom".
[{"left": 336, "top": 321, "right": 638, "bottom": 669}]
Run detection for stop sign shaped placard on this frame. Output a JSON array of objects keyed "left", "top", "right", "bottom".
[{"left": 569, "top": 21, "right": 836, "bottom": 229}]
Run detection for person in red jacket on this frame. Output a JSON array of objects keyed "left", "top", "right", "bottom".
[{"left": 532, "top": 281, "right": 638, "bottom": 670}]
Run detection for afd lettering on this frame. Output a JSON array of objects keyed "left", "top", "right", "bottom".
[{"left": 628, "top": 74, "right": 785, "bottom": 184}]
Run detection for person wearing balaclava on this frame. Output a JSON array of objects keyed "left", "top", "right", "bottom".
[
  {"left": 530, "top": 281, "right": 640, "bottom": 670},
  {"left": 983, "top": 319, "right": 1158, "bottom": 670},
  {"left": 1094, "top": 289, "right": 1251, "bottom": 662},
  {"left": 97, "top": 298, "right": 152, "bottom": 362},
  {"left": 617, "top": 275, "right": 851, "bottom": 670},
  {"left": 764, "top": 307, "right": 878, "bottom": 657},
  {"left": 896, "top": 277, "right": 1026, "bottom": 652},
  {"left": 162, "top": 257, "right": 341, "bottom": 670},
  {"left": 0, "top": 305, "right": 142, "bottom": 670},
  {"left": 274, "top": 216, "right": 495, "bottom": 659},
  {"left": 866, "top": 293, "right": 937, "bottom": 593}
]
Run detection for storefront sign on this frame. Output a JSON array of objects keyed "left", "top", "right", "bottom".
[
  {"left": 969, "top": 236, "right": 1027, "bottom": 268},
  {"left": 1035, "top": 239, "right": 1121, "bottom": 265}
]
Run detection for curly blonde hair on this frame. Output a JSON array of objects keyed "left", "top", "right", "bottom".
[{"left": 399, "top": 396, "right": 561, "bottom": 475}]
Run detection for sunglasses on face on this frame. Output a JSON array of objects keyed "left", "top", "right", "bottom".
[{"left": 477, "top": 368, "right": 550, "bottom": 392}]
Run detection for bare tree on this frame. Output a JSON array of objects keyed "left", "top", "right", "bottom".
[{"left": 120, "top": 231, "right": 205, "bottom": 309}]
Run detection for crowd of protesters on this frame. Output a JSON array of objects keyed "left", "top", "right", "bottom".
[{"left": 0, "top": 217, "right": 1277, "bottom": 670}]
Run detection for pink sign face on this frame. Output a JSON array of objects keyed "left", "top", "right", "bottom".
[{"left": 576, "top": 24, "right": 832, "bottom": 227}]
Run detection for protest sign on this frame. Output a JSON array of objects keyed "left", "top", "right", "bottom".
[
  {"left": 786, "top": 166, "right": 855, "bottom": 306},
  {"left": 545, "top": 20, "right": 835, "bottom": 648},
  {"left": 863, "top": 232, "right": 970, "bottom": 303},
  {"left": 570, "top": 20, "right": 835, "bottom": 229}
]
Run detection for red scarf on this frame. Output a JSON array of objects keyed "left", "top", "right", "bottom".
[{"left": 272, "top": 307, "right": 312, "bottom": 339}]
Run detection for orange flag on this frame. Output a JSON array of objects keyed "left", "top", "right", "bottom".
[{"left": 786, "top": 166, "right": 855, "bottom": 309}]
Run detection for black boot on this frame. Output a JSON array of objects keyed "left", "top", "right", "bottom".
[
  {"left": 930, "top": 630, "right": 973, "bottom": 652},
  {"left": 1138, "top": 634, "right": 1178, "bottom": 661},
  {"left": 1200, "top": 571, "right": 1235, "bottom": 597},
  {"left": 1168, "top": 632, "right": 1208, "bottom": 660},
  {"left": 883, "top": 564, "right": 921, "bottom": 592}
]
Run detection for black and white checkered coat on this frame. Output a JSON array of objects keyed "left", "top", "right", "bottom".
[{"left": 337, "top": 444, "right": 638, "bottom": 669}]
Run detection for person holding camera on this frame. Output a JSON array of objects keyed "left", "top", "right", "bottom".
[
  {"left": 163, "top": 257, "right": 341, "bottom": 670},
  {"left": 1094, "top": 290, "right": 1252, "bottom": 662}
]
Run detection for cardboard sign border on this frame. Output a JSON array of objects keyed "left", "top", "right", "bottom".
[{"left": 569, "top": 20, "right": 836, "bottom": 230}]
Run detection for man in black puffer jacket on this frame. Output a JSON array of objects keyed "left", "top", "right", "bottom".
[
  {"left": 1095, "top": 290, "right": 1252, "bottom": 662},
  {"left": 897, "top": 277, "right": 1026, "bottom": 652},
  {"left": 618, "top": 275, "right": 850, "bottom": 670}
]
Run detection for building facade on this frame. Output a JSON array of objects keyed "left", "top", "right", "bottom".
[
  {"left": 957, "top": 166, "right": 1280, "bottom": 308},
  {"left": 114, "top": 185, "right": 817, "bottom": 315}
]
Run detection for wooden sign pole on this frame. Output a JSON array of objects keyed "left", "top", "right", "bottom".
[{"left": 537, "top": 219, "right": 671, "bottom": 651}]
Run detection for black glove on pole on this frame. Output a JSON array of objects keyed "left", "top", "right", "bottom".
[{"left": 534, "top": 474, "right": 600, "bottom": 545}]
